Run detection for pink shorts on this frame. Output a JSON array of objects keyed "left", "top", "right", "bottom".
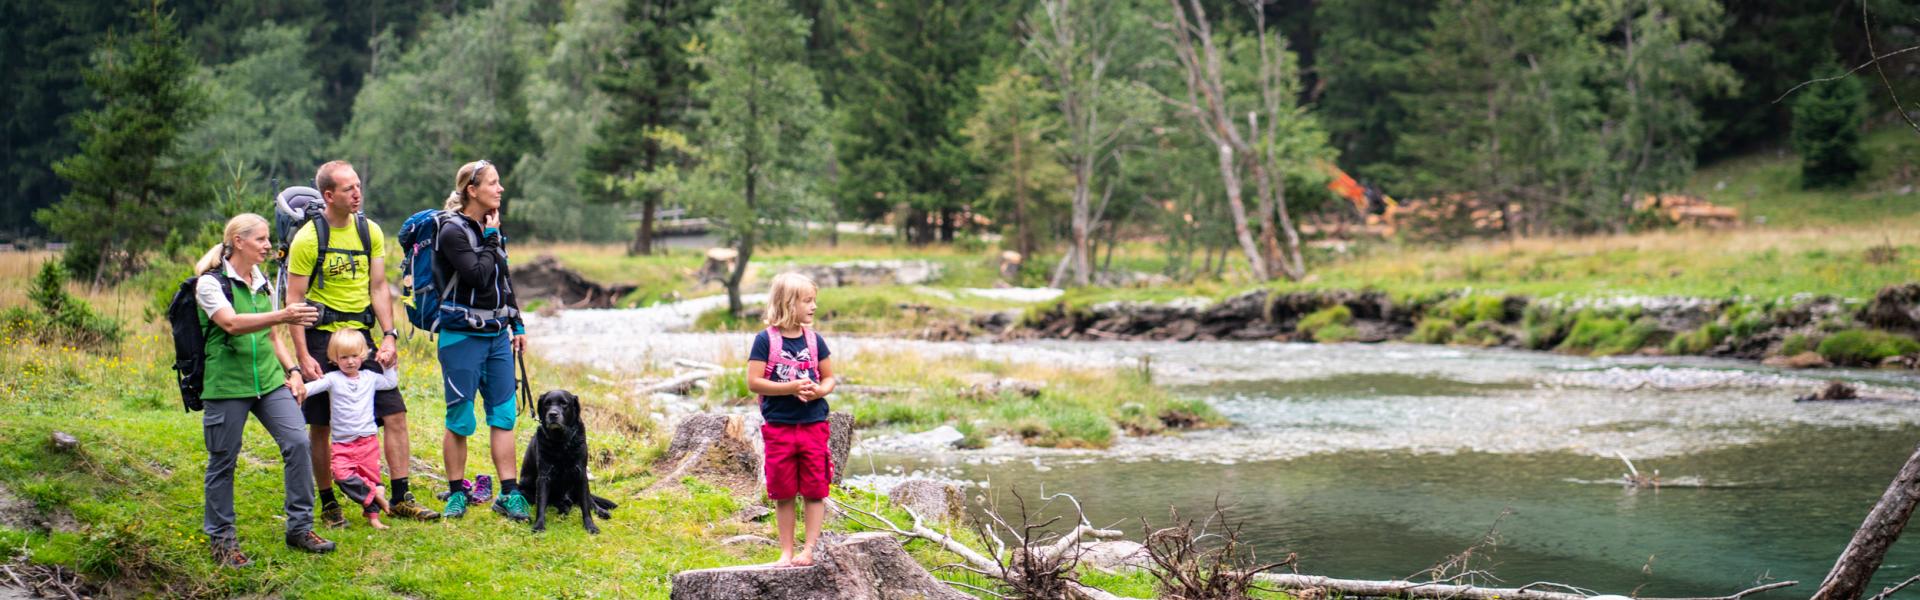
[
  {"left": 762, "top": 421, "right": 832, "bottom": 501},
  {"left": 330, "top": 435, "right": 385, "bottom": 511}
]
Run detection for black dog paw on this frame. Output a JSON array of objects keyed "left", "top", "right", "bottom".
[{"left": 585, "top": 524, "right": 600, "bottom": 535}]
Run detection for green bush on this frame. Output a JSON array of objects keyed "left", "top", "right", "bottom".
[
  {"left": 1558, "top": 312, "right": 1661, "bottom": 356},
  {"left": 16, "top": 261, "right": 121, "bottom": 348},
  {"left": 1817, "top": 329, "right": 1920, "bottom": 366},
  {"left": 1444, "top": 295, "right": 1507, "bottom": 324},
  {"left": 1298, "top": 305, "right": 1354, "bottom": 343},
  {"left": 1409, "top": 318, "right": 1456, "bottom": 344},
  {"left": 1791, "top": 64, "right": 1869, "bottom": 188}
]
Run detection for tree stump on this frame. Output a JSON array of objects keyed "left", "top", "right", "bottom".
[
  {"left": 698, "top": 248, "right": 739, "bottom": 286},
  {"left": 48, "top": 431, "right": 78, "bottom": 453},
  {"left": 670, "top": 532, "right": 970, "bottom": 600}
]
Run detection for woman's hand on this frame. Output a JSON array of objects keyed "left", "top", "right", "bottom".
[
  {"left": 287, "top": 373, "right": 306, "bottom": 403},
  {"left": 483, "top": 209, "right": 501, "bottom": 230},
  {"left": 511, "top": 334, "right": 527, "bottom": 354},
  {"left": 280, "top": 302, "right": 318, "bottom": 326}
]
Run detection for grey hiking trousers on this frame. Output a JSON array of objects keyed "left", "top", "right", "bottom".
[{"left": 202, "top": 386, "right": 315, "bottom": 541}]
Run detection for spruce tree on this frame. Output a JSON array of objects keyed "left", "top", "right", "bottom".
[
  {"left": 582, "top": 0, "right": 711, "bottom": 255},
  {"left": 1791, "top": 66, "right": 1869, "bottom": 189},
  {"left": 37, "top": 5, "right": 212, "bottom": 281}
]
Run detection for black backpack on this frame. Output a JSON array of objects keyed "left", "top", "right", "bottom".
[{"left": 167, "top": 272, "right": 232, "bottom": 412}]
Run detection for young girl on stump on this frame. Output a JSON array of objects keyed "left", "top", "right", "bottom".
[
  {"left": 746, "top": 273, "right": 837, "bottom": 567},
  {"left": 303, "top": 330, "right": 400, "bottom": 529}
]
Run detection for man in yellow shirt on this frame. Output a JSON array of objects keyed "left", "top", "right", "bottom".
[{"left": 287, "top": 160, "right": 439, "bottom": 526}]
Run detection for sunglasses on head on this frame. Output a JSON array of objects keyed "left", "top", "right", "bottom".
[{"left": 466, "top": 159, "right": 492, "bottom": 193}]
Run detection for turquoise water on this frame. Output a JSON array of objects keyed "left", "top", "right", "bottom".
[{"left": 862, "top": 342, "right": 1920, "bottom": 597}]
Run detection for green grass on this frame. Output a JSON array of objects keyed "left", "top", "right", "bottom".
[
  {"left": 1817, "top": 329, "right": 1920, "bottom": 366},
  {"left": 1684, "top": 126, "right": 1920, "bottom": 228},
  {"left": 0, "top": 323, "right": 1176, "bottom": 598}
]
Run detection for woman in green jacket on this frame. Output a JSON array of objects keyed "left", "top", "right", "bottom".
[{"left": 191, "top": 214, "right": 334, "bottom": 567}]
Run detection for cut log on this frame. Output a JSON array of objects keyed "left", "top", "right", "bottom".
[{"left": 670, "top": 532, "right": 970, "bottom": 600}]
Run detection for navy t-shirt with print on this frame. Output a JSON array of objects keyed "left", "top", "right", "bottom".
[{"left": 749, "top": 330, "right": 832, "bottom": 424}]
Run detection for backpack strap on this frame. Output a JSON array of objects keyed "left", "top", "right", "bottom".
[{"left": 803, "top": 328, "right": 818, "bottom": 378}]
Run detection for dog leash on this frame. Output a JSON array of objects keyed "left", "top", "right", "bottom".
[{"left": 516, "top": 347, "right": 532, "bottom": 418}]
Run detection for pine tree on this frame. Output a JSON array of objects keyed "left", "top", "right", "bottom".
[
  {"left": 37, "top": 5, "right": 213, "bottom": 282},
  {"left": 582, "top": 0, "right": 712, "bottom": 255},
  {"left": 962, "top": 65, "right": 1070, "bottom": 261},
  {"left": 1791, "top": 65, "right": 1869, "bottom": 189},
  {"left": 688, "top": 0, "right": 829, "bottom": 316},
  {"left": 835, "top": 0, "right": 999, "bottom": 244},
  {"left": 1313, "top": 0, "right": 1435, "bottom": 184}
]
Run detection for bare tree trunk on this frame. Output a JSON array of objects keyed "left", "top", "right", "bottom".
[
  {"left": 632, "top": 196, "right": 657, "bottom": 256},
  {"left": 1213, "top": 143, "right": 1269, "bottom": 281},
  {"left": 1070, "top": 168, "right": 1093, "bottom": 287},
  {"left": 1814, "top": 442, "right": 1920, "bottom": 600},
  {"left": 1012, "top": 108, "right": 1034, "bottom": 259}
]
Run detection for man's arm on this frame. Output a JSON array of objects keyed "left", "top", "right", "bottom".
[{"left": 370, "top": 256, "right": 397, "bottom": 368}]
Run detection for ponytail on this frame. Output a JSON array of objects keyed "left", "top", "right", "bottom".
[
  {"left": 194, "top": 213, "right": 271, "bottom": 276},
  {"left": 193, "top": 243, "right": 226, "bottom": 276}
]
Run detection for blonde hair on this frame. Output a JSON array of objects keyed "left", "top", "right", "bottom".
[
  {"left": 326, "top": 329, "right": 370, "bottom": 363},
  {"left": 193, "top": 213, "right": 271, "bottom": 275},
  {"left": 443, "top": 160, "right": 494, "bottom": 213},
  {"left": 764, "top": 272, "right": 818, "bottom": 329}
]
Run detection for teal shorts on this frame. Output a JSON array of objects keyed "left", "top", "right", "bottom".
[{"left": 439, "top": 331, "right": 517, "bottom": 436}]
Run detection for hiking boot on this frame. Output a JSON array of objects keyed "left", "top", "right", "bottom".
[
  {"left": 284, "top": 530, "right": 336, "bottom": 554},
  {"left": 320, "top": 503, "right": 348, "bottom": 529},
  {"left": 389, "top": 493, "right": 441, "bottom": 521},
  {"left": 471, "top": 474, "right": 495, "bottom": 505},
  {"left": 443, "top": 491, "right": 470, "bottom": 519},
  {"left": 434, "top": 479, "right": 473, "bottom": 502},
  {"left": 209, "top": 539, "right": 251, "bottom": 568},
  {"left": 492, "top": 490, "right": 530, "bottom": 522}
]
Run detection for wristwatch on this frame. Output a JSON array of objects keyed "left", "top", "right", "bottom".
[
  {"left": 383, "top": 329, "right": 398, "bottom": 339},
  {"left": 285, "top": 365, "right": 302, "bottom": 376}
]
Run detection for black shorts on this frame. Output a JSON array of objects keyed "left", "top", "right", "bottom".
[{"left": 300, "top": 327, "right": 407, "bottom": 427}]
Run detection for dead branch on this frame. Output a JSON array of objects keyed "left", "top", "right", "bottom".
[
  {"left": 1860, "top": 2, "right": 1920, "bottom": 136},
  {"left": 637, "top": 368, "right": 722, "bottom": 395},
  {"left": 831, "top": 497, "right": 1139, "bottom": 600},
  {"left": 1869, "top": 573, "right": 1920, "bottom": 600},
  {"left": 1771, "top": 45, "right": 1920, "bottom": 105},
  {"left": 1255, "top": 574, "right": 1795, "bottom": 600}
]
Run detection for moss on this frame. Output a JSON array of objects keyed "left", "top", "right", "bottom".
[
  {"left": 1445, "top": 294, "right": 1508, "bottom": 324},
  {"left": 1298, "top": 305, "right": 1354, "bottom": 342},
  {"left": 1818, "top": 329, "right": 1920, "bottom": 366},
  {"left": 1780, "top": 333, "right": 1820, "bottom": 356},
  {"left": 1456, "top": 319, "right": 1507, "bottom": 347},
  {"left": 1666, "top": 323, "right": 1730, "bottom": 355},
  {"left": 1409, "top": 318, "right": 1457, "bottom": 344},
  {"left": 1557, "top": 312, "right": 1627, "bottom": 353},
  {"left": 1521, "top": 303, "right": 1574, "bottom": 350}
]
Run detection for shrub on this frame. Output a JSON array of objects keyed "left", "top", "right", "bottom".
[
  {"left": 1558, "top": 313, "right": 1627, "bottom": 353},
  {"left": 1521, "top": 304, "right": 1573, "bottom": 350},
  {"left": 1817, "top": 330, "right": 1920, "bottom": 366},
  {"left": 1790, "top": 64, "right": 1869, "bottom": 188},
  {"left": 18, "top": 261, "right": 121, "bottom": 348},
  {"left": 1594, "top": 319, "right": 1663, "bottom": 356},
  {"left": 1445, "top": 295, "right": 1507, "bottom": 324}
]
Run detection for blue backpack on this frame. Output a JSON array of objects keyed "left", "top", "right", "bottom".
[
  {"left": 397, "top": 209, "right": 519, "bottom": 334},
  {"left": 397, "top": 209, "right": 457, "bottom": 333}
]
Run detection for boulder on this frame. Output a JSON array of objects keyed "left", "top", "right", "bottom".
[
  {"left": 1079, "top": 540, "right": 1153, "bottom": 572},
  {"left": 652, "top": 414, "right": 762, "bottom": 497},
  {"left": 1863, "top": 283, "right": 1920, "bottom": 334},
  {"left": 671, "top": 532, "right": 970, "bottom": 600},
  {"left": 887, "top": 479, "right": 966, "bottom": 523}
]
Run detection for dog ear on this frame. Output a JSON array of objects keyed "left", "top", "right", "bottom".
[{"left": 566, "top": 391, "right": 581, "bottom": 423}]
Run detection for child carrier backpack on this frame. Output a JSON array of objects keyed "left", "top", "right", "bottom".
[
  {"left": 167, "top": 272, "right": 232, "bottom": 412},
  {"left": 273, "top": 184, "right": 373, "bottom": 325},
  {"left": 398, "top": 209, "right": 519, "bottom": 334}
]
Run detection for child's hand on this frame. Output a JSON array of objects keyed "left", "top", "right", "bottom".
[{"left": 796, "top": 380, "right": 819, "bottom": 401}]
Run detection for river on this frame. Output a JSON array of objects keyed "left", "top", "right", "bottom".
[{"left": 527, "top": 305, "right": 1920, "bottom": 597}]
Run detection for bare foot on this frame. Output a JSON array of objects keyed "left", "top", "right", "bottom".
[
  {"left": 368, "top": 515, "right": 389, "bottom": 530},
  {"left": 792, "top": 549, "right": 815, "bottom": 567},
  {"left": 762, "top": 557, "right": 793, "bottom": 568}
]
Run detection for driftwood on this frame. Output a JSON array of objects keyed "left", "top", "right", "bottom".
[
  {"left": 1254, "top": 574, "right": 1795, "bottom": 600},
  {"left": 1617, "top": 452, "right": 1659, "bottom": 489},
  {"left": 1814, "top": 440, "right": 1920, "bottom": 600},
  {"left": 833, "top": 498, "right": 1133, "bottom": 600}
]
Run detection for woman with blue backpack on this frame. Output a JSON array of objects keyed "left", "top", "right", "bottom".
[{"left": 431, "top": 159, "right": 530, "bottom": 521}]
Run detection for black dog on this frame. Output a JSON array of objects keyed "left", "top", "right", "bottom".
[{"left": 520, "top": 390, "right": 617, "bottom": 534}]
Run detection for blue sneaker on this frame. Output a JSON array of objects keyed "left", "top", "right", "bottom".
[
  {"left": 492, "top": 491, "right": 530, "bottom": 521},
  {"left": 444, "top": 491, "right": 470, "bottom": 519}
]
